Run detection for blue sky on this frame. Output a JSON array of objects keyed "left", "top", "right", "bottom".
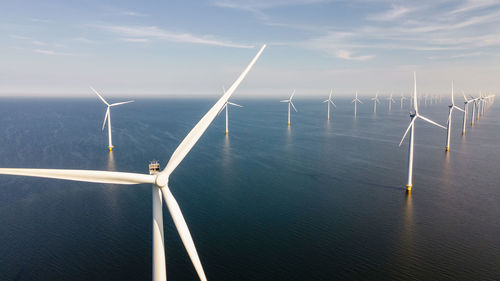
[{"left": 1, "top": 0, "right": 499, "bottom": 98}]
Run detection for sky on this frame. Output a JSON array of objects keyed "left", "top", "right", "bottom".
[{"left": 1, "top": 0, "right": 500, "bottom": 98}]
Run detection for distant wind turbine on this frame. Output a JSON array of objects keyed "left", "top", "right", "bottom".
[
  {"left": 0, "top": 44, "right": 266, "bottom": 281},
  {"left": 280, "top": 90, "right": 297, "bottom": 126},
  {"left": 219, "top": 86, "right": 243, "bottom": 135},
  {"left": 400, "top": 94, "right": 406, "bottom": 110},
  {"left": 444, "top": 81, "right": 464, "bottom": 152},
  {"left": 461, "top": 91, "right": 472, "bottom": 135},
  {"left": 90, "top": 87, "right": 134, "bottom": 152},
  {"left": 323, "top": 89, "right": 336, "bottom": 120},
  {"left": 399, "top": 72, "right": 446, "bottom": 192},
  {"left": 387, "top": 93, "right": 396, "bottom": 111},
  {"left": 372, "top": 92, "right": 380, "bottom": 113},
  {"left": 352, "top": 91, "right": 363, "bottom": 117}
]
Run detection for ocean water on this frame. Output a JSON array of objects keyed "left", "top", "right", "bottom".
[{"left": 0, "top": 97, "right": 499, "bottom": 280}]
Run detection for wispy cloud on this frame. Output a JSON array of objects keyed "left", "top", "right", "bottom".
[
  {"left": 98, "top": 25, "right": 254, "bottom": 48},
  {"left": 368, "top": 5, "right": 414, "bottom": 21},
  {"left": 120, "top": 37, "right": 150, "bottom": 43},
  {"left": 33, "top": 49, "right": 84, "bottom": 56},
  {"left": 335, "top": 50, "right": 374, "bottom": 61}
]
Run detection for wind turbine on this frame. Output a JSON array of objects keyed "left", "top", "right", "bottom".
[
  {"left": 352, "top": 91, "right": 363, "bottom": 117},
  {"left": 400, "top": 94, "right": 406, "bottom": 110},
  {"left": 469, "top": 95, "right": 477, "bottom": 126},
  {"left": 0, "top": 44, "right": 266, "bottom": 281},
  {"left": 280, "top": 90, "right": 297, "bottom": 126},
  {"left": 90, "top": 87, "right": 134, "bottom": 152},
  {"left": 399, "top": 72, "right": 446, "bottom": 192},
  {"left": 461, "top": 91, "right": 472, "bottom": 135},
  {"left": 323, "top": 89, "right": 336, "bottom": 120},
  {"left": 371, "top": 92, "right": 380, "bottom": 113},
  {"left": 219, "top": 87, "right": 243, "bottom": 134},
  {"left": 444, "top": 81, "right": 464, "bottom": 152},
  {"left": 387, "top": 93, "right": 396, "bottom": 111}
]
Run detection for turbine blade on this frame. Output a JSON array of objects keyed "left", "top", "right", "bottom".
[
  {"left": 110, "top": 100, "right": 134, "bottom": 107},
  {"left": 290, "top": 89, "right": 295, "bottom": 100},
  {"left": 290, "top": 101, "right": 298, "bottom": 112},
  {"left": 102, "top": 108, "right": 109, "bottom": 131},
  {"left": 280, "top": 100, "right": 289, "bottom": 102},
  {"left": 330, "top": 100, "right": 336, "bottom": 107},
  {"left": 216, "top": 103, "right": 227, "bottom": 116},
  {"left": 413, "top": 72, "right": 419, "bottom": 114},
  {"left": 227, "top": 102, "right": 243, "bottom": 107},
  {"left": 399, "top": 118, "right": 415, "bottom": 146},
  {"left": 0, "top": 168, "right": 155, "bottom": 185},
  {"left": 323, "top": 100, "right": 329, "bottom": 103},
  {"left": 90, "top": 87, "right": 110, "bottom": 106},
  {"left": 418, "top": 115, "right": 446, "bottom": 129},
  {"left": 161, "top": 44, "right": 266, "bottom": 176},
  {"left": 162, "top": 186, "right": 207, "bottom": 281},
  {"left": 454, "top": 105, "right": 465, "bottom": 112}
]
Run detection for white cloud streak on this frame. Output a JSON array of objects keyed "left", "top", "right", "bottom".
[{"left": 98, "top": 25, "right": 254, "bottom": 48}]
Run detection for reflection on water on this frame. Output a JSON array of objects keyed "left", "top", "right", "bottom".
[
  {"left": 106, "top": 151, "right": 116, "bottom": 171},
  {"left": 222, "top": 135, "right": 231, "bottom": 169}
]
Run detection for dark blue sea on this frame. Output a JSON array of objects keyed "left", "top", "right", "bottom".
[{"left": 0, "top": 97, "right": 499, "bottom": 280}]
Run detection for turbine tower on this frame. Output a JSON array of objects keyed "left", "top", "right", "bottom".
[
  {"left": 444, "top": 81, "right": 464, "bottom": 152},
  {"left": 371, "top": 92, "right": 380, "bottom": 113},
  {"left": 399, "top": 72, "right": 446, "bottom": 192},
  {"left": 280, "top": 90, "right": 297, "bottom": 126},
  {"left": 352, "top": 91, "right": 363, "bottom": 117},
  {"left": 91, "top": 87, "right": 134, "bottom": 152},
  {"left": 400, "top": 94, "right": 406, "bottom": 110},
  {"left": 323, "top": 89, "right": 336, "bottom": 120},
  {"left": 0, "top": 44, "right": 266, "bottom": 281}
]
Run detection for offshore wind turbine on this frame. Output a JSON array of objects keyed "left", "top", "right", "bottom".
[
  {"left": 0, "top": 44, "right": 266, "bottom": 281},
  {"left": 323, "top": 89, "right": 336, "bottom": 120},
  {"left": 399, "top": 72, "right": 446, "bottom": 192},
  {"left": 444, "top": 81, "right": 464, "bottom": 152},
  {"left": 91, "top": 87, "right": 134, "bottom": 151},
  {"left": 387, "top": 93, "right": 396, "bottom": 111},
  {"left": 372, "top": 92, "right": 380, "bottom": 113},
  {"left": 461, "top": 91, "right": 472, "bottom": 135},
  {"left": 400, "top": 94, "right": 406, "bottom": 110},
  {"left": 219, "top": 87, "right": 243, "bottom": 134},
  {"left": 470, "top": 95, "right": 477, "bottom": 126},
  {"left": 352, "top": 91, "right": 363, "bottom": 117},
  {"left": 280, "top": 90, "right": 297, "bottom": 126}
]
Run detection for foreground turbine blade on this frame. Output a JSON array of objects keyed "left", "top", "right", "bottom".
[
  {"left": 0, "top": 169, "right": 155, "bottom": 185},
  {"left": 418, "top": 115, "right": 446, "bottom": 129},
  {"left": 90, "top": 87, "right": 110, "bottom": 106},
  {"left": 162, "top": 44, "right": 266, "bottom": 176},
  {"left": 399, "top": 118, "right": 415, "bottom": 146},
  {"left": 162, "top": 186, "right": 207, "bottom": 281},
  {"left": 102, "top": 108, "right": 109, "bottom": 131},
  {"left": 110, "top": 100, "right": 135, "bottom": 107},
  {"left": 290, "top": 101, "right": 298, "bottom": 112}
]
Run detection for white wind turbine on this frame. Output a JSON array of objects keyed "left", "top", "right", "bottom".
[
  {"left": 371, "top": 92, "right": 380, "bottom": 113},
  {"left": 323, "top": 89, "right": 336, "bottom": 120},
  {"left": 280, "top": 90, "right": 297, "bottom": 126},
  {"left": 219, "top": 87, "right": 243, "bottom": 134},
  {"left": 0, "top": 44, "right": 266, "bottom": 281},
  {"left": 469, "top": 95, "right": 477, "bottom": 126},
  {"left": 400, "top": 94, "right": 406, "bottom": 110},
  {"left": 399, "top": 72, "right": 446, "bottom": 192},
  {"left": 387, "top": 92, "right": 396, "bottom": 111},
  {"left": 352, "top": 91, "right": 363, "bottom": 117},
  {"left": 444, "top": 81, "right": 464, "bottom": 152},
  {"left": 90, "top": 87, "right": 134, "bottom": 152},
  {"left": 461, "top": 91, "right": 472, "bottom": 135}
]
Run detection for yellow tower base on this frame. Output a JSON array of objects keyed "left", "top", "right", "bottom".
[
  {"left": 462, "top": 131, "right": 465, "bottom": 135},
  {"left": 225, "top": 131, "right": 228, "bottom": 135},
  {"left": 109, "top": 146, "right": 114, "bottom": 152},
  {"left": 445, "top": 146, "right": 449, "bottom": 152},
  {"left": 406, "top": 185, "right": 412, "bottom": 192},
  {"left": 288, "top": 123, "right": 290, "bottom": 126}
]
